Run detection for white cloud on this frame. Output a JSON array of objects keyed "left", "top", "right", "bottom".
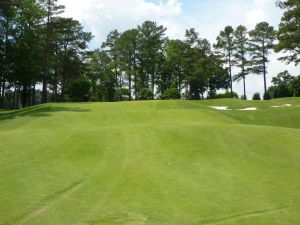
[
  {"left": 245, "top": 0, "right": 275, "bottom": 27},
  {"left": 162, "top": 0, "right": 182, "bottom": 17},
  {"left": 254, "top": 0, "right": 273, "bottom": 8},
  {"left": 246, "top": 9, "right": 266, "bottom": 26},
  {"left": 58, "top": 0, "right": 182, "bottom": 45}
]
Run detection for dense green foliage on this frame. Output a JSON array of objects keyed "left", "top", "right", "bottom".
[
  {"left": 0, "top": 0, "right": 92, "bottom": 108},
  {"left": 139, "top": 88, "right": 154, "bottom": 100},
  {"left": 162, "top": 88, "right": 181, "bottom": 100},
  {"left": 207, "top": 91, "right": 239, "bottom": 99},
  {"left": 92, "top": 27, "right": 230, "bottom": 102},
  {"left": 275, "top": 0, "right": 300, "bottom": 65},
  {"left": 68, "top": 79, "right": 92, "bottom": 102},
  {"left": 1, "top": 99, "right": 300, "bottom": 224},
  {"left": 268, "top": 70, "right": 300, "bottom": 98},
  {"left": 252, "top": 92, "right": 261, "bottom": 100}
]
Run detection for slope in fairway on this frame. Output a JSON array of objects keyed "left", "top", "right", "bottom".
[{"left": 1, "top": 99, "right": 300, "bottom": 225}]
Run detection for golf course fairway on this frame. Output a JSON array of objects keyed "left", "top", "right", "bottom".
[{"left": 1, "top": 98, "right": 300, "bottom": 225}]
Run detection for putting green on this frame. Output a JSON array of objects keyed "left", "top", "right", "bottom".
[{"left": 1, "top": 98, "right": 300, "bottom": 225}]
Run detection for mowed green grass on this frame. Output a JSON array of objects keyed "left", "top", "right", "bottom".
[{"left": 1, "top": 98, "right": 300, "bottom": 225}]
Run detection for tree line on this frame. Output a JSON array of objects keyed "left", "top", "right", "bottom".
[
  {"left": 0, "top": 0, "right": 299, "bottom": 109},
  {"left": 0, "top": 0, "right": 92, "bottom": 109}
]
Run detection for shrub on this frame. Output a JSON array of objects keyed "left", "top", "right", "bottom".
[
  {"left": 252, "top": 92, "right": 261, "bottom": 100},
  {"left": 240, "top": 95, "right": 247, "bottom": 100},
  {"left": 68, "top": 79, "right": 92, "bottom": 102},
  {"left": 263, "top": 92, "right": 271, "bottom": 100},
  {"left": 268, "top": 84, "right": 292, "bottom": 99},
  {"left": 139, "top": 88, "right": 153, "bottom": 100},
  {"left": 290, "top": 75, "right": 300, "bottom": 97},
  {"left": 163, "top": 88, "right": 181, "bottom": 100},
  {"left": 208, "top": 91, "right": 239, "bottom": 99},
  {"left": 116, "top": 88, "right": 130, "bottom": 101}
]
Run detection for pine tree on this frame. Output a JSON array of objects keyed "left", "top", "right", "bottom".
[
  {"left": 38, "top": 0, "right": 65, "bottom": 103},
  {"left": 214, "top": 26, "right": 235, "bottom": 97},
  {"left": 233, "top": 25, "right": 250, "bottom": 100},
  {"left": 138, "top": 21, "right": 167, "bottom": 97},
  {"left": 275, "top": 0, "right": 300, "bottom": 65},
  {"left": 0, "top": 0, "right": 17, "bottom": 108},
  {"left": 116, "top": 29, "right": 139, "bottom": 100},
  {"left": 249, "top": 22, "right": 276, "bottom": 99},
  {"left": 101, "top": 29, "right": 122, "bottom": 91},
  {"left": 51, "top": 17, "right": 92, "bottom": 100}
]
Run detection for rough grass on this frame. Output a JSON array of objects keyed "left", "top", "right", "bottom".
[{"left": 1, "top": 98, "right": 300, "bottom": 225}]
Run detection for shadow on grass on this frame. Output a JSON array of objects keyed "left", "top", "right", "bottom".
[{"left": 0, "top": 105, "right": 90, "bottom": 121}]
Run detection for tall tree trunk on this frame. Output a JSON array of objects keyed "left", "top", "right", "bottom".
[
  {"left": 54, "top": 82, "right": 58, "bottom": 102},
  {"left": 134, "top": 74, "right": 138, "bottom": 100},
  {"left": 6, "top": 94, "right": 12, "bottom": 109},
  {"left": 28, "top": 85, "right": 32, "bottom": 107},
  {"left": 133, "top": 52, "right": 138, "bottom": 100},
  {"left": 61, "top": 77, "right": 65, "bottom": 101},
  {"left": 54, "top": 65, "right": 58, "bottom": 102},
  {"left": 129, "top": 72, "right": 132, "bottom": 101},
  {"left": 229, "top": 53, "right": 233, "bottom": 98},
  {"left": 1, "top": 18, "right": 9, "bottom": 108},
  {"left": 0, "top": 80, "right": 4, "bottom": 108},
  {"left": 243, "top": 76, "right": 246, "bottom": 100},
  {"left": 242, "top": 64, "right": 246, "bottom": 100},
  {"left": 115, "top": 66, "right": 121, "bottom": 89},
  {"left": 12, "top": 85, "right": 16, "bottom": 109},
  {"left": 32, "top": 84, "right": 36, "bottom": 106},
  {"left": 42, "top": 3, "right": 51, "bottom": 104},
  {"left": 151, "top": 66, "right": 155, "bottom": 99},
  {"left": 263, "top": 61, "right": 267, "bottom": 95},
  {"left": 262, "top": 42, "right": 267, "bottom": 96},
  {"left": 21, "top": 84, "right": 28, "bottom": 108},
  {"left": 16, "top": 85, "right": 20, "bottom": 109},
  {"left": 0, "top": 82, "right": 2, "bottom": 108},
  {"left": 178, "top": 74, "right": 182, "bottom": 96},
  {"left": 151, "top": 73, "right": 155, "bottom": 96},
  {"left": 42, "top": 73, "right": 48, "bottom": 103}
]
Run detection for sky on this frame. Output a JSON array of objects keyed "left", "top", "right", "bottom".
[{"left": 58, "top": 0, "right": 299, "bottom": 98}]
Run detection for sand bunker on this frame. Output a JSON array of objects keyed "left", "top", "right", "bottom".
[
  {"left": 271, "top": 104, "right": 292, "bottom": 108},
  {"left": 210, "top": 106, "right": 258, "bottom": 111},
  {"left": 210, "top": 106, "right": 231, "bottom": 111},
  {"left": 237, "top": 107, "right": 257, "bottom": 111}
]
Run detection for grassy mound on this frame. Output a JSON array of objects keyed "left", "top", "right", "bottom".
[{"left": 1, "top": 98, "right": 300, "bottom": 225}]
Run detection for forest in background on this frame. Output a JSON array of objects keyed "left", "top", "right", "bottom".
[{"left": 0, "top": 0, "right": 299, "bottom": 109}]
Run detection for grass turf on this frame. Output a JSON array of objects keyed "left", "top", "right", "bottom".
[{"left": 0, "top": 98, "right": 300, "bottom": 225}]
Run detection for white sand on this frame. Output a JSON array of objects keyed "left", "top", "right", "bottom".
[
  {"left": 237, "top": 107, "right": 257, "bottom": 111},
  {"left": 210, "top": 106, "right": 231, "bottom": 111},
  {"left": 271, "top": 104, "right": 292, "bottom": 108}
]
